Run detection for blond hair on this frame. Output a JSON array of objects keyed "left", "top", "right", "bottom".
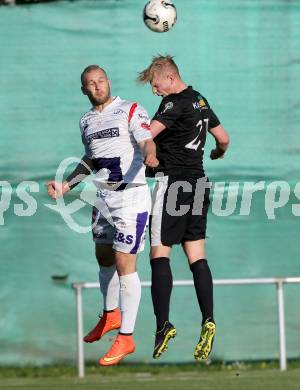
[{"left": 137, "top": 55, "right": 180, "bottom": 84}]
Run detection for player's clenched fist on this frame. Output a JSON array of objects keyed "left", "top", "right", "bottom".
[
  {"left": 144, "top": 154, "right": 159, "bottom": 168},
  {"left": 46, "top": 180, "right": 70, "bottom": 199},
  {"left": 210, "top": 148, "right": 225, "bottom": 160}
]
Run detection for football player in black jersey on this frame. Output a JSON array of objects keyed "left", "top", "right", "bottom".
[{"left": 138, "top": 55, "right": 229, "bottom": 360}]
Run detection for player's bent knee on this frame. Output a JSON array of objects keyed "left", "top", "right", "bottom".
[
  {"left": 150, "top": 245, "right": 171, "bottom": 260},
  {"left": 115, "top": 252, "right": 137, "bottom": 276},
  {"left": 95, "top": 244, "right": 115, "bottom": 267},
  {"left": 97, "top": 256, "right": 115, "bottom": 267},
  {"left": 183, "top": 239, "right": 206, "bottom": 263}
]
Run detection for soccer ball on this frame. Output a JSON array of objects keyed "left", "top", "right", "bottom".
[{"left": 143, "top": 0, "right": 177, "bottom": 33}]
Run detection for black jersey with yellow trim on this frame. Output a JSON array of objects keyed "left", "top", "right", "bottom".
[{"left": 149, "top": 86, "right": 220, "bottom": 178}]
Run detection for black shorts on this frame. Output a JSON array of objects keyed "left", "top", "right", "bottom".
[{"left": 150, "top": 175, "right": 210, "bottom": 247}]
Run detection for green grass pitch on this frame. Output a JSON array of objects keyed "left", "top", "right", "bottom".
[{"left": 1, "top": 368, "right": 300, "bottom": 390}]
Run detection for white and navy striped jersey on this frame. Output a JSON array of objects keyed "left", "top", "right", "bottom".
[{"left": 80, "top": 97, "right": 152, "bottom": 185}]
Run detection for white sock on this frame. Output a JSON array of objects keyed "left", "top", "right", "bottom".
[
  {"left": 119, "top": 272, "right": 141, "bottom": 334},
  {"left": 99, "top": 265, "right": 120, "bottom": 311}
]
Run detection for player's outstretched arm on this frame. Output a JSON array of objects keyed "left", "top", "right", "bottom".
[
  {"left": 46, "top": 155, "right": 94, "bottom": 199},
  {"left": 209, "top": 125, "right": 230, "bottom": 160},
  {"left": 139, "top": 139, "right": 159, "bottom": 168}
]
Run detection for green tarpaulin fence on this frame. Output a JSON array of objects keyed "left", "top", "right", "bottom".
[{"left": 0, "top": 0, "right": 299, "bottom": 365}]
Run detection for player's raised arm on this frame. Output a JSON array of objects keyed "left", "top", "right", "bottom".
[
  {"left": 46, "top": 154, "right": 94, "bottom": 199},
  {"left": 127, "top": 103, "right": 159, "bottom": 168},
  {"left": 139, "top": 139, "right": 159, "bottom": 168},
  {"left": 149, "top": 119, "right": 166, "bottom": 138},
  {"left": 209, "top": 124, "right": 230, "bottom": 160}
]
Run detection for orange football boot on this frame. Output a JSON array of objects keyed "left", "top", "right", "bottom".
[
  {"left": 83, "top": 308, "right": 121, "bottom": 343},
  {"left": 99, "top": 334, "right": 135, "bottom": 366}
]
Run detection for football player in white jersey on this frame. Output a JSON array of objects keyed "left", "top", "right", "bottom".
[{"left": 47, "top": 65, "right": 158, "bottom": 366}]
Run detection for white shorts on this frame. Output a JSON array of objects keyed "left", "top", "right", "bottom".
[{"left": 92, "top": 184, "right": 151, "bottom": 254}]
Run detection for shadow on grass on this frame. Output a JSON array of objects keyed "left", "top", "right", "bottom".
[{"left": 1, "top": 359, "right": 300, "bottom": 378}]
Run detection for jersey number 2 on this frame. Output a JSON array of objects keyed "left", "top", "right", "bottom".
[{"left": 185, "top": 119, "right": 208, "bottom": 151}]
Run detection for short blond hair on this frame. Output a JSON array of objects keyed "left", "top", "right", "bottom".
[{"left": 137, "top": 54, "right": 180, "bottom": 84}]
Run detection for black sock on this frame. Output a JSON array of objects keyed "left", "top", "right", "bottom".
[
  {"left": 190, "top": 259, "right": 214, "bottom": 325},
  {"left": 150, "top": 257, "right": 173, "bottom": 330}
]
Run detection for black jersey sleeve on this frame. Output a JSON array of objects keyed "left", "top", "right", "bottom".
[
  {"left": 203, "top": 96, "right": 220, "bottom": 128},
  {"left": 152, "top": 96, "right": 183, "bottom": 128},
  {"left": 209, "top": 108, "right": 220, "bottom": 128}
]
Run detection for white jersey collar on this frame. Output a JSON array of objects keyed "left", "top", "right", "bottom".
[{"left": 91, "top": 96, "right": 121, "bottom": 113}]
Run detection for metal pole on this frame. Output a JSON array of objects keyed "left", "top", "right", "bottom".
[
  {"left": 277, "top": 280, "right": 287, "bottom": 371},
  {"left": 72, "top": 277, "right": 300, "bottom": 376},
  {"left": 75, "top": 285, "right": 85, "bottom": 378}
]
